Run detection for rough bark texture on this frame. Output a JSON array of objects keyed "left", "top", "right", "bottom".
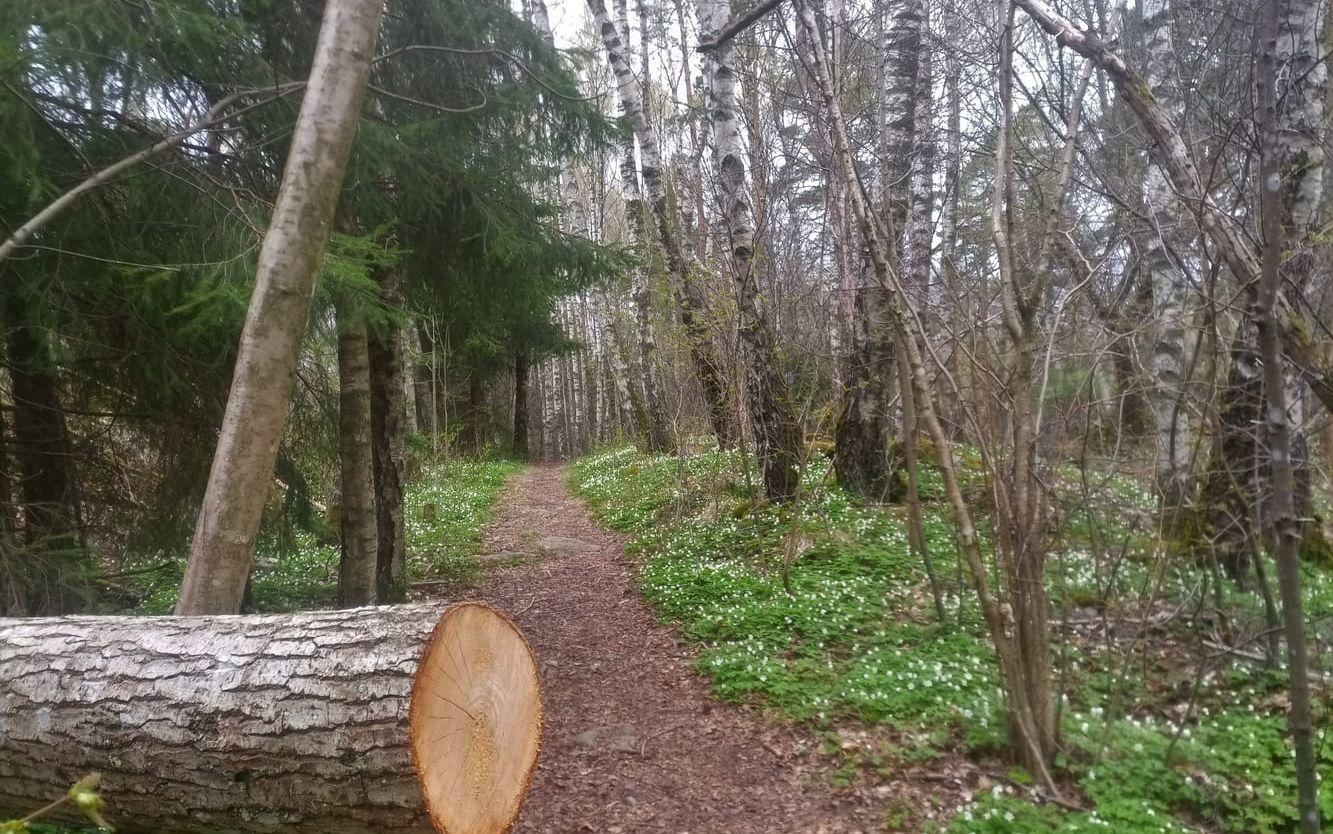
[
  {"left": 0, "top": 605, "right": 444, "bottom": 834},
  {"left": 335, "top": 298, "right": 378, "bottom": 607},
  {"left": 588, "top": 0, "right": 735, "bottom": 448},
  {"left": 1137, "top": 0, "right": 1195, "bottom": 496},
  {"left": 369, "top": 280, "right": 407, "bottom": 603},
  {"left": 834, "top": 0, "right": 920, "bottom": 500},
  {"left": 177, "top": 0, "right": 385, "bottom": 614},
  {"left": 513, "top": 350, "right": 531, "bottom": 459},
  {"left": 698, "top": 0, "right": 801, "bottom": 500}
]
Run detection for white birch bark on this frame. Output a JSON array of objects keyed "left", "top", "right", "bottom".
[
  {"left": 1139, "top": 0, "right": 1196, "bottom": 492},
  {"left": 588, "top": 0, "right": 735, "bottom": 445},
  {"left": 177, "top": 0, "right": 385, "bottom": 614},
  {"left": 698, "top": 0, "right": 801, "bottom": 499}
]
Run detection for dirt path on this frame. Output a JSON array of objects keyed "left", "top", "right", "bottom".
[{"left": 460, "top": 464, "right": 886, "bottom": 834}]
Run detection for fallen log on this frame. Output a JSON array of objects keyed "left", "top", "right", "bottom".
[{"left": 0, "top": 601, "right": 542, "bottom": 834}]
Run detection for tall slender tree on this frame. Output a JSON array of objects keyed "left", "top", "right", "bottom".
[
  {"left": 698, "top": 0, "right": 802, "bottom": 500},
  {"left": 176, "top": 0, "right": 386, "bottom": 614}
]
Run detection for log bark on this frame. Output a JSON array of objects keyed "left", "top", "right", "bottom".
[{"left": 0, "top": 603, "right": 537, "bottom": 834}]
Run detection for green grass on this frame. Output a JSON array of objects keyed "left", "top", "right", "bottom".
[
  {"left": 570, "top": 445, "right": 1333, "bottom": 834},
  {"left": 128, "top": 456, "right": 521, "bottom": 613}
]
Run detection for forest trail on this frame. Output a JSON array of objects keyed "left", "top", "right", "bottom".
[{"left": 463, "top": 464, "right": 885, "bottom": 834}]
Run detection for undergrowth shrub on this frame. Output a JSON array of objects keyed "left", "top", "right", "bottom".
[{"left": 571, "top": 445, "right": 1332, "bottom": 834}]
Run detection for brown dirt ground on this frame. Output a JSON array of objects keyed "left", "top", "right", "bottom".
[{"left": 442, "top": 464, "right": 974, "bottom": 834}]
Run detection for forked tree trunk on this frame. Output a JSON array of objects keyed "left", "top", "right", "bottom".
[
  {"left": 335, "top": 297, "right": 378, "bottom": 607},
  {"left": 176, "top": 0, "right": 386, "bottom": 614},
  {"left": 0, "top": 603, "right": 542, "bottom": 834},
  {"left": 698, "top": 0, "right": 802, "bottom": 500}
]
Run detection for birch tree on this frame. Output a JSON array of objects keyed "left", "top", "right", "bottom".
[
  {"left": 832, "top": 0, "right": 922, "bottom": 500},
  {"left": 698, "top": 0, "right": 802, "bottom": 500},
  {"left": 1137, "top": 0, "right": 1197, "bottom": 499},
  {"left": 588, "top": 0, "right": 738, "bottom": 448}
]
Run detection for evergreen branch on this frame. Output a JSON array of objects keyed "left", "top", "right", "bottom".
[
  {"left": 0, "top": 81, "right": 305, "bottom": 267},
  {"left": 375, "top": 44, "right": 597, "bottom": 102},
  {"left": 366, "top": 83, "right": 487, "bottom": 114}
]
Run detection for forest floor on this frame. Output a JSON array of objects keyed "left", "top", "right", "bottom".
[{"left": 454, "top": 463, "right": 932, "bottom": 834}]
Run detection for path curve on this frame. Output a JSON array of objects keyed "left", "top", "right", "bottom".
[{"left": 463, "top": 464, "right": 883, "bottom": 834}]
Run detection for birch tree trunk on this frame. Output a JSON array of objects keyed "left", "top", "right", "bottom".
[
  {"left": 698, "top": 0, "right": 802, "bottom": 500},
  {"left": 335, "top": 298, "right": 378, "bottom": 607},
  {"left": 833, "top": 0, "right": 921, "bottom": 500},
  {"left": 176, "top": 0, "right": 386, "bottom": 614},
  {"left": 1139, "top": 0, "right": 1196, "bottom": 497},
  {"left": 588, "top": 0, "right": 736, "bottom": 447}
]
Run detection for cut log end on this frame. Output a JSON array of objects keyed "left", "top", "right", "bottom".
[{"left": 410, "top": 603, "right": 543, "bottom": 834}]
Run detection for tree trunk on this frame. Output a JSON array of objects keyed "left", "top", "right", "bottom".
[
  {"left": 2, "top": 285, "right": 89, "bottom": 616},
  {"left": 0, "top": 603, "right": 540, "bottom": 834},
  {"left": 513, "top": 350, "right": 531, "bottom": 459},
  {"left": 467, "top": 372, "right": 486, "bottom": 454},
  {"left": 607, "top": 1, "right": 674, "bottom": 455},
  {"left": 369, "top": 280, "right": 407, "bottom": 603},
  {"left": 834, "top": 0, "right": 921, "bottom": 500},
  {"left": 698, "top": 0, "right": 802, "bottom": 500},
  {"left": 335, "top": 297, "right": 378, "bottom": 607},
  {"left": 1257, "top": 3, "right": 1322, "bottom": 828},
  {"left": 176, "top": 0, "right": 385, "bottom": 614},
  {"left": 399, "top": 328, "right": 419, "bottom": 438},
  {"left": 1138, "top": 0, "right": 1196, "bottom": 499},
  {"left": 588, "top": 0, "right": 735, "bottom": 448}
]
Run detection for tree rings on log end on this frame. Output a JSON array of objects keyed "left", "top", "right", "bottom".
[{"left": 409, "top": 602, "right": 542, "bottom": 834}]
